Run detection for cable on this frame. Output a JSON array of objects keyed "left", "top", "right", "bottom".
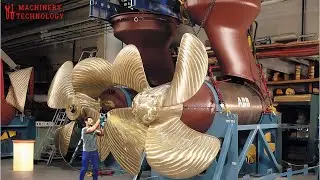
[
  {"left": 58, "top": 127, "right": 81, "bottom": 171},
  {"left": 282, "top": 160, "right": 320, "bottom": 169},
  {"left": 98, "top": 114, "right": 105, "bottom": 179}
]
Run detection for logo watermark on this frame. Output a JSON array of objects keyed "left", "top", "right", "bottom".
[{"left": 4, "top": 4, "right": 64, "bottom": 20}]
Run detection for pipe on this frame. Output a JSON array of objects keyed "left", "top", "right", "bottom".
[
  {"left": 301, "top": 0, "right": 306, "bottom": 40},
  {"left": 72, "top": 40, "right": 76, "bottom": 63},
  {"left": 2, "top": 19, "right": 93, "bottom": 43},
  {"left": 4, "top": 22, "right": 110, "bottom": 50},
  {"left": 3, "top": 20, "right": 111, "bottom": 53},
  {"left": 6, "top": 32, "right": 106, "bottom": 54},
  {"left": 261, "top": 0, "right": 287, "bottom": 6},
  {"left": 3, "top": 21, "right": 110, "bottom": 51}
]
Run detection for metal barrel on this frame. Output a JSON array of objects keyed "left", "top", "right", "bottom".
[{"left": 181, "top": 81, "right": 263, "bottom": 133}]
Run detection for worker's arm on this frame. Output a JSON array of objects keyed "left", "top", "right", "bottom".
[
  {"left": 96, "top": 128, "right": 104, "bottom": 136},
  {"left": 85, "top": 119, "right": 100, "bottom": 134}
]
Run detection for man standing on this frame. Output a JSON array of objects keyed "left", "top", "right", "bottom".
[{"left": 80, "top": 116, "right": 104, "bottom": 180}]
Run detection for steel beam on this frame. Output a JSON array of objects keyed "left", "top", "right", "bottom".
[{"left": 1, "top": 49, "right": 18, "bottom": 70}]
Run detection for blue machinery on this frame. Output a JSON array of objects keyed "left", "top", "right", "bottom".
[
  {"left": 1, "top": 116, "right": 36, "bottom": 157},
  {"left": 89, "top": 0, "right": 180, "bottom": 21}
]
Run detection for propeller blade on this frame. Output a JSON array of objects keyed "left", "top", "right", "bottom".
[
  {"left": 145, "top": 116, "right": 220, "bottom": 179},
  {"left": 96, "top": 133, "right": 111, "bottom": 161},
  {"left": 76, "top": 93, "right": 101, "bottom": 121},
  {"left": 6, "top": 67, "right": 33, "bottom": 112},
  {"left": 76, "top": 93, "right": 100, "bottom": 111},
  {"left": 48, "top": 61, "right": 75, "bottom": 109},
  {"left": 81, "top": 107, "right": 100, "bottom": 123},
  {"left": 162, "top": 33, "right": 208, "bottom": 107},
  {"left": 55, "top": 121, "right": 76, "bottom": 156},
  {"left": 72, "top": 58, "right": 112, "bottom": 99},
  {"left": 64, "top": 93, "right": 100, "bottom": 121},
  {"left": 6, "top": 86, "right": 18, "bottom": 109},
  {"left": 112, "top": 45, "right": 150, "bottom": 93},
  {"left": 105, "top": 108, "right": 147, "bottom": 175}
]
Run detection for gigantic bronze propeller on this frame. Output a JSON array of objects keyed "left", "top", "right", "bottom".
[
  {"left": 105, "top": 33, "right": 221, "bottom": 178},
  {"left": 47, "top": 58, "right": 112, "bottom": 156},
  {"left": 6, "top": 67, "right": 33, "bottom": 113}
]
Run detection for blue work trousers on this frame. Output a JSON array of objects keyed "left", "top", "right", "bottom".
[{"left": 80, "top": 150, "right": 99, "bottom": 180}]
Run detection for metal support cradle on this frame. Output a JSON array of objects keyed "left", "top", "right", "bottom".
[{"left": 138, "top": 112, "right": 318, "bottom": 180}]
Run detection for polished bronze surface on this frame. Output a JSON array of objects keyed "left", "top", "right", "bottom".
[
  {"left": 110, "top": 12, "right": 180, "bottom": 86},
  {"left": 47, "top": 61, "right": 75, "bottom": 109},
  {"left": 106, "top": 108, "right": 147, "bottom": 175},
  {"left": 72, "top": 57, "right": 112, "bottom": 99},
  {"left": 106, "top": 34, "right": 221, "bottom": 178},
  {"left": 112, "top": 45, "right": 150, "bottom": 92},
  {"left": 162, "top": 33, "right": 209, "bottom": 107},
  {"left": 99, "top": 87, "right": 137, "bottom": 112},
  {"left": 47, "top": 61, "right": 101, "bottom": 121},
  {"left": 55, "top": 121, "right": 76, "bottom": 156},
  {"left": 146, "top": 104, "right": 220, "bottom": 179},
  {"left": 185, "top": 0, "right": 261, "bottom": 84},
  {"left": 96, "top": 129, "right": 111, "bottom": 161},
  {"left": 48, "top": 61, "right": 105, "bottom": 156},
  {"left": 6, "top": 67, "right": 33, "bottom": 113}
]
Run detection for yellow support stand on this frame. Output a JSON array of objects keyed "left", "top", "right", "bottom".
[
  {"left": 246, "top": 132, "right": 276, "bottom": 164},
  {"left": 1, "top": 130, "right": 16, "bottom": 140}
]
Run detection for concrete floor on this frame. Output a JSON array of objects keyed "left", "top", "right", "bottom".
[
  {"left": 1, "top": 158, "right": 133, "bottom": 180},
  {"left": 1, "top": 158, "right": 318, "bottom": 180}
]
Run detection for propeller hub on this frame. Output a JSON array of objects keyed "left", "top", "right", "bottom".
[
  {"left": 65, "top": 100, "right": 81, "bottom": 120},
  {"left": 132, "top": 89, "right": 162, "bottom": 125},
  {"left": 69, "top": 104, "right": 76, "bottom": 113}
]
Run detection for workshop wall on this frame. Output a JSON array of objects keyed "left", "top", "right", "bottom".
[
  {"left": 5, "top": 3, "right": 102, "bottom": 72},
  {"left": 256, "top": 0, "right": 319, "bottom": 38},
  {"left": 173, "top": 0, "right": 319, "bottom": 45},
  {"left": 5, "top": 0, "right": 319, "bottom": 81}
]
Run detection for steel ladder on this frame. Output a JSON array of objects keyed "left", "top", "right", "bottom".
[{"left": 36, "top": 109, "right": 69, "bottom": 166}]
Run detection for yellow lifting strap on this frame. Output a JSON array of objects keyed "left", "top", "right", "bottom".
[
  {"left": 248, "top": 35, "right": 253, "bottom": 49},
  {"left": 267, "top": 105, "right": 278, "bottom": 114}
]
